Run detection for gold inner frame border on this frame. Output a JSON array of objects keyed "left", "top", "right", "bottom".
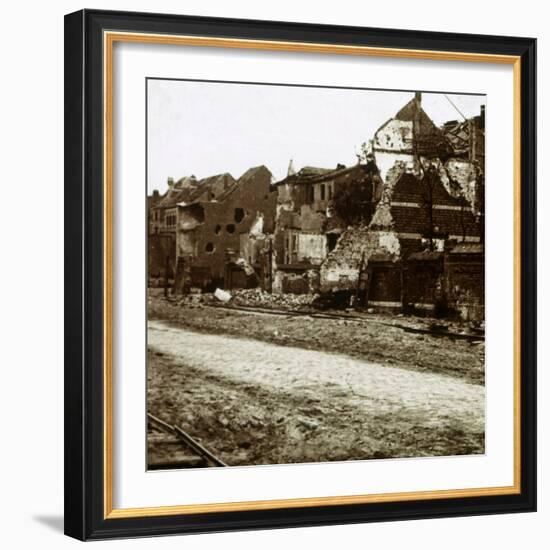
[{"left": 103, "top": 30, "right": 522, "bottom": 520}]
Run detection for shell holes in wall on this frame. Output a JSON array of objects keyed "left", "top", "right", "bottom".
[{"left": 234, "top": 208, "right": 245, "bottom": 223}]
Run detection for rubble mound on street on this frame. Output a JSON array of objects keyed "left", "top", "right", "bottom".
[
  {"left": 231, "top": 288, "right": 319, "bottom": 310},
  {"left": 165, "top": 288, "right": 320, "bottom": 311}
]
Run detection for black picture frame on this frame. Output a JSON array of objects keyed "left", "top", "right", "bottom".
[{"left": 64, "top": 8, "right": 536, "bottom": 541}]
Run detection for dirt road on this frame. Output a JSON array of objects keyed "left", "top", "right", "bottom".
[
  {"left": 147, "top": 320, "right": 485, "bottom": 467},
  {"left": 148, "top": 293, "right": 485, "bottom": 385}
]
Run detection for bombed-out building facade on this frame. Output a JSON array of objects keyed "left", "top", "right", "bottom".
[
  {"left": 149, "top": 166, "right": 277, "bottom": 292},
  {"left": 272, "top": 161, "right": 383, "bottom": 294},
  {"left": 148, "top": 92, "right": 485, "bottom": 321}
]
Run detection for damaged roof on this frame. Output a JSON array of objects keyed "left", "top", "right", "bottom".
[
  {"left": 394, "top": 97, "right": 450, "bottom": 156},
  {"left": 155, "top": 172, "right": 238, "bottom": 210},
  {"left": 172, "top": 173, "right": 238, "bottom": 209},
  {"left": 298, "top": 166, "right": 334, "bottom": 177},
  {"left": 176, "top": 166, "right": 274, "bottom": 208},
  {"left": 376, "top": 95, "right": 486, "bottom": 159},
  {"left": 186, "top": 172, "right": 237, "bottom": 203},
  {"left": 154, "top": 176, "right": 199, "bottom": 209},
  {"left": 275, "top": 162, "right": 377, "bottom": 186},
  {"left": 395, "top": 97, "right": 437, "bottom": 126},
  {"left": 274, "top": 165, "right": 334, "bottom": 186},
  {"left": 443, "top": 118, "right": 485, "bottom": 159},
  {"left": 238, "top": 165, "right": 272, "bottom": 182},
  {"left": 216, "top": 165, "right": 274, "bottom": 202}
]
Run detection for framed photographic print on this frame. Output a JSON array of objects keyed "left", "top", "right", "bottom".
[{"left": 64, "top": 9, "right": 536, "bottom": 540}]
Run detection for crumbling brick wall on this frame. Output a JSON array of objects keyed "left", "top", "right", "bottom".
[{"left": 319, "top": 226, "right": 400, "bottom": 293}]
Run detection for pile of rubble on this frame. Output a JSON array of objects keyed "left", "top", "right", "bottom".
[
  {"left": 167, "top": 287, "right": 320, "bottom": 311},
  {"left": 231, "top": 288, "right": 319, "bottom": 310},
  {"left": 172, "top": 292, "right": 215, "bottom": 308}
]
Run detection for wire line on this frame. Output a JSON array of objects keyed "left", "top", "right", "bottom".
[{"left": 444, "top": 94, "right": 467, "bottom": 121}]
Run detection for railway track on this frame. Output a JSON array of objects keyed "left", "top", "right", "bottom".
[{"left": 147, "top": 412, "right": 227, "bottom": 470}]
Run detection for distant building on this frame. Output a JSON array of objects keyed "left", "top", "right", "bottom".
[
  {"left": 174, "top": 166, "right": 277, "bottom": 291},
  {"left": 147, "top": 189, "right": 162, "bottom": 234},
  {"left": 150, "top": 173, "right": 235, "bottom": 235},
  {"left": 148, "top": 173, "right": 236, "bottom": 284}
]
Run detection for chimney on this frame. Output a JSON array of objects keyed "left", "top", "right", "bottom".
[
  {"left": 167, "top": 177, "right": 175, "bottom": 189},
  {"left": 480, "top": 104, "right": 485, "bottom": 128},
  {"left": 153, "top": 189, "right": 159, "bottom": 198},
  {"left": 415, "top": 91, "right": 422, "bottom": 104}
]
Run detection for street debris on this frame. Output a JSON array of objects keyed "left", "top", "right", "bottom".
[{"left": 214, "top": 288, "right": 232, "bottom": 302}]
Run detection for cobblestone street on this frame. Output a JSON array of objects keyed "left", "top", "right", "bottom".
[{"left": 147, "top": 306, "right": 485, "bottom": 467}]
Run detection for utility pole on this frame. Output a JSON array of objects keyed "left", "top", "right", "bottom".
[
  {"left": 355, "top": 250, "right": 366, "bottom": 307},
  {"left": 268, "top": 238, "right": 273, "bottom": 293},
  {"left": 164, "top": 254, "right": 169, "bottom": 298}
]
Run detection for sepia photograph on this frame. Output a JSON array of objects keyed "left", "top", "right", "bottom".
[
  {"left": 146, "top": 78, "right": 486, "bottom": 470},
  {"left": 61, "top": 7, "right": 538, "bottom": 541}
]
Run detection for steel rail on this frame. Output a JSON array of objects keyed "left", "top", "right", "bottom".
[
  {"left": 147, "top": 412, "right": 227, "bottom": 467},
  {"left": 207, "top": 303, "right": 484, "bottom": 342}
]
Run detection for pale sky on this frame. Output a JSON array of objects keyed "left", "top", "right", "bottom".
[{"left": 147, "top": 79, "right": 485, "bottom": 193}]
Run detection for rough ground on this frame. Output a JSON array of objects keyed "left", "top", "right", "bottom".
[
  {"left": 148, "top": 319, "right": 485, "bottom": 468},
  {"left": 148, "top": 291, "right": 485, "bottom": 385}
]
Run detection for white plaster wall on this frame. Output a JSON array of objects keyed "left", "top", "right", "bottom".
[
  {"left": 374, "top": 119, "right": 413, "bottom": 151},
  {"left": 374, "top": 151, "right": 415, "bottom": 181},
  {"left": 378, "top": 232, "right": 401, "bottom": 255},
  {"left": 297, "top": 233, "right": 327, "bottom": 264}
]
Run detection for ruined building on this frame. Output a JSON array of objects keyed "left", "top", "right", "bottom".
[
  {"left": 272, "top": 162, "right": 383, "bottom": 294},
  {"left": 148, "top": 173, "right": 236, "bottom": 282},
  {"left": 320, "top": 161, "right": 484, "bottom": 318},
  {"left": 271, "top": 92, "right": 485, "bottom": 320},
  {"left": 372, "top": 92, "right": 451, "bottom": 181},
  {"left": 147, "top": 189, "right": 162, "bottom": 234},
  {"left": 148, "top": 91, "right": 485, "bottom": 320},
  {"left": 173, "top": 166, "right": 277, "bottom": 291},
  {"left": 150, "top": 173, "right": 236, "bottom": 236},
  {"left": 327, "top": 95, "right": 484, "bottom": 319},
  {"left": 372, "top": 92, "right": 484, "bottom": 189}
]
